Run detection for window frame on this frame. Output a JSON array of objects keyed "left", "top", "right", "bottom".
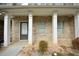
[
  {"left": 57, "top": 20, "right": 64, "bottom": 37},
  {"left": 38, "top": 17, "right": 46, "bottom": 33}
]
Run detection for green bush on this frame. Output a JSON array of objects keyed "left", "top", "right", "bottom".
[{"left": 38, "top": 40, "right": 48, "bottom": 54}]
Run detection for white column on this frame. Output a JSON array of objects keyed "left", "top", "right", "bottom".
[
  {"left": 74, "top": 13, "right": 79, "bottom": 38},
  {"left": 4, "top": 14, "right": 10, "bottom": 46},
  {"left": 28, "top": 12, "right": 33, "bottom": 45},
  {"left": 52, "top": 12, "right": 58, "bottom": 44}
]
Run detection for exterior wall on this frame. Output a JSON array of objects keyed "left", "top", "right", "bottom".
[
  {"left": 33, "top": 16, "right": 75, "bottom": 47},
  {"left": 58, "top": 16, "right": 75, "bottom": 47},
  {"left": 11, "top": 16, "right": 75, "bottom": 47},
  {"left": 12, "top": 16, "right": 28, "bottom": 43},
  {"left": 33, "top": 16, "right": 52, "bottom": 45}
]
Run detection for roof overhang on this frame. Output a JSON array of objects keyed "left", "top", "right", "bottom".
[{"left": 0, "top": 5, "right": 79, "bottom": 16}]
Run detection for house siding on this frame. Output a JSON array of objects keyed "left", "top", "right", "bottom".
[
  {"left": 12, "top": 16, "right": 28, "bottom": 43},
  {"left": 33, "top": 16, "right": 52, "bottom": 45},
  {"left": 11, "top": 16, "right": 75, "bottom": 46},
  {"left": 58, "top": 16, "right": 75, "bottom": 46}
]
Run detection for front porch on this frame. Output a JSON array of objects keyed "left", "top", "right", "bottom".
[
  {"left": 11, "top": 15, "right": 75, "bottom": 47},
  {"left": 1, "top": 14, "right": 77, "bottom": 47},
  {"left": 0, "top": 6, "right": 79, "bottom": 48},
  {"left": 0, "top": 4, "right": 79, "bottom": 56}
]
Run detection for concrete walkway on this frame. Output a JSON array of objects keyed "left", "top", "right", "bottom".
[{"left": 0, "top": 40, "right": 27, "bottom": 56}]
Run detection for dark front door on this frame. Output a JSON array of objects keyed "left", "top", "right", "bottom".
[{"left": 20, "top": 22, "right": 28, "bottom": 40}]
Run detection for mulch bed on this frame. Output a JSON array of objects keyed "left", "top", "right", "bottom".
[{"left": 17, "top": 44, "right": 79, "bottom": 56}]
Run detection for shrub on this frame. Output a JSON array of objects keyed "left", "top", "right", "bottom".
[
  {"left": 72, "top": 37, "right": 79, "bottom": 50},
  {"left": 38, "top": 40, "right": 48, "bottom": 54}
]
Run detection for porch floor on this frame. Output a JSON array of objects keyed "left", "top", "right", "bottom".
[{"left": 0, "top": 40, "right": 27, "bottom": 56}]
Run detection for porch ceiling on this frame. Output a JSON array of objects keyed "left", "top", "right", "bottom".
[{"left": 3, "top": 7, "right": 78, "bottom": 16}]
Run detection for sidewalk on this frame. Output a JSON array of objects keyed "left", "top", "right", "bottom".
[{"left": 0, "top": 40, "right": 27, "bottom": 56}]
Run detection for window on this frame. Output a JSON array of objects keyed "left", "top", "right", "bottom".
[
  {"left": 38, "top": 17, "right": 45, "bottom": 33},
  {"left": 57, "top": 20, "right": 64, "bottom": 37}
]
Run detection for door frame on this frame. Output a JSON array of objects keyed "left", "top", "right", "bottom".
[{"left": 19, "top": 22, "right": 28, "bottom": 40}]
